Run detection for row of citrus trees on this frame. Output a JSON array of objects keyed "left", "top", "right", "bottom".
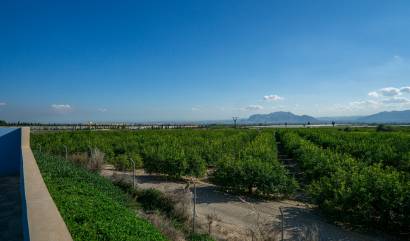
[
  {"left": 277, "top": 130, "right": 410, "bottom": 234},
  {"left": 296, "top": 128, "right": 410, "bottom": 172},
  {"left": 139, "top": 129, "right": 258, "bottom": 177},
  {"left": 32, "top": 129, "right": 295, "bottom": 197},
  {"left": 31, "top": 129, "right": 255, "bottom": 174},
  {"left": 213, "top": 130, "right": 297, "bottom": 196}
]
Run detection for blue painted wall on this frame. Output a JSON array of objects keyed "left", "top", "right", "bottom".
[
  {"left": 20, "top": 153, "right": 30, "bottom": 241},
  {"left": 0, "top": 128, "right": 21, "bottom": 176},
  {"left": 0, "top": 127, "right": 25, "bottom": 241}
]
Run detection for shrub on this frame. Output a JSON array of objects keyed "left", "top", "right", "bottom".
[
  {"left": 115, "top": 154, "right": 132, "bottom": 171},
  {"left": 138, "top": 189, "right": 175, "bottom": 215},
  {"left": 145, "top": 212, "right": 185, "bottom": 241},
  {"left": 309, "top": 164, "right": 410, "bottom": 232},
  {"left": 68, "top": 152, "right": 89, "bottom": 167},
  {"left": 112, "top": 178, "right": 213, "bottom": 241},
  {"left": 67, "top": 148, "right": 105, "bottom": 171},
  {"left": 376, "top": 124, "right": 393, "bottom": 132},
  {"left": 88, "top": 148, "right": 105, "bottom": 171},
  {"left": 214, "top": 158, "right": 296, "bottom": 196}
]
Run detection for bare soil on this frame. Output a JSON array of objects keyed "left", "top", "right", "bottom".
[{"left": 101, "top": 166, "right": 396, "bottom": 241}]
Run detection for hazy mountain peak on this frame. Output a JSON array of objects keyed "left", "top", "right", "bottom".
[
  {"left": 357, "top": 109, "right": 410, "bottom": 123},
  {"left": 245, "top": 111, "right": 318, "bottom": 124},
  {"left": 241, "top": 109, "right": 410, "bottom": 124}
]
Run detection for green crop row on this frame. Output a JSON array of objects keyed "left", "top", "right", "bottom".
[
  {"left": 296, "top": 128, "right": 410, "bottom": 172},
  {"left": 213, "top": 130, "right": 297, "bottom": 196},
  {"left": 32, "top": 129, "right": 294, "bottom": 197},
  {"left": 277, "top": 130, "right": 410, "bottom": 234},
  {"left": 32, "top": 129, "right": 258, "bottom": 178},
  {"left": 35, "top": 152, "right": 168, "bottom": 241}
]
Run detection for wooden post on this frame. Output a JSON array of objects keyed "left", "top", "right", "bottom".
[
  {"left": 192, "top": 181, "right": 196, "bottom": 234},
  {"left": 280, "top": 207, "right": 284, "bottom": 241}
]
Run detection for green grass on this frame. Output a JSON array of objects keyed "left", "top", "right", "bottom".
[{"left": 35, "top": 152, "right": 167, "bottom": 241}]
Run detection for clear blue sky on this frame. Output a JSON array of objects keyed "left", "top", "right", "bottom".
[{"left": 1, "top": 0, "right": 410, "bottom": 122}]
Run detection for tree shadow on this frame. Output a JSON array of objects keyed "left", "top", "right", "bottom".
[
  {"left": 135, "top": 174, "right": 186, "bottom": 185},
  {"left": 191, "top": 185, "right": 239, "bottom": 204}
]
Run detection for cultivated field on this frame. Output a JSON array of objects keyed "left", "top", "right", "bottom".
[{"left": 32, "top": 127, "right": 410, "bottom": 240}]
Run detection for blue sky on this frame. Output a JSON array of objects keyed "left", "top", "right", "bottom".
[{"left": 1, "top": 0, "right": 410, "bottom": 122}]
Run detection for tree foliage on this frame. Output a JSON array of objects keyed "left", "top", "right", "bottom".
[
  {"left": 213, "top": 131, "right": 297, "bottom": 196},
  {"left": 277, "top": 129, "right": 410, "bottom": 234},
  {"left": 296, "top": 128, "right": 410, "bottom": 171}
]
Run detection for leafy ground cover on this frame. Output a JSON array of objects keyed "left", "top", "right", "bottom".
[{"left": 35, "top": 152, "right": 168, "bottom": 241}]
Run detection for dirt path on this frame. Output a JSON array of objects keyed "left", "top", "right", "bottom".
[
  {"left": 101, "top": 166, "right": 395, "bottom": 241},
  {"left": 277, "top": 143, "right": 307, "bottom": 202}
]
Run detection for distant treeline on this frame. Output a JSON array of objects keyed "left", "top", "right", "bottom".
[{"left": 0, "top": 120, "right": 206, "bottom": 130}]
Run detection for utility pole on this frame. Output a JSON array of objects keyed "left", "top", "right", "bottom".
[{"left": 232, "top": 117, "right": 239, "bottom": 128}]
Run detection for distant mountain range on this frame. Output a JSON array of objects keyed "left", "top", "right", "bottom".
[
  {"left": 242, "top": 111, "right": 319, "bottom": 124},
  {"left": 241, "top": 110, "right": 410, "bottom": 124},
  {"left": 356, "top": 110, "right": 410, "bottom": 123}
]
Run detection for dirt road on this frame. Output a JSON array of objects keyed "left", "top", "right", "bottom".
[{"left": 101, "top": 166, "right": 394, "bottom": 241}]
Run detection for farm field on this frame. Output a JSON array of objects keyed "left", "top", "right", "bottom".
[{"left": 32, "top": 127, "right": 410, "bottom": 240}]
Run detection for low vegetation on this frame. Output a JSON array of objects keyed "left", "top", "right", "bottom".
[
  {"left": 112, "top": 175, "right": 214, "bottom": 241},
  {"left": 35, "top": 152, "right": 167, "bottom": 241}
]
